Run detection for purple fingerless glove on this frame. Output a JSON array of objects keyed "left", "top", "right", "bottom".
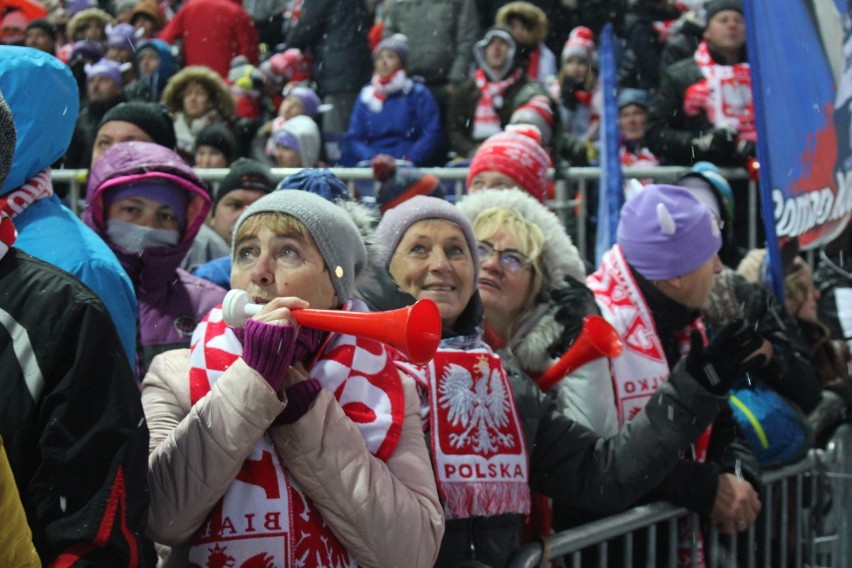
[
  {"left": 273, "top": 378, "right": 323, "bottom": 425},
  {"left": 242, "top": 319, "right": 297, "bottom": 392}
]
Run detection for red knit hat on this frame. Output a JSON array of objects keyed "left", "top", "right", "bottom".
[{"left": 466, "top": 129, "right": 551, "bottom": 202}]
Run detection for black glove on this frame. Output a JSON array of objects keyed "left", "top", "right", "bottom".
[
  {"left": 560, "top": 77, "right": 583, "bottom": 110},
  {"left": 690, "top": 127, "right": 736, "bottom": 157},
  {"left": 685, "top": 319, "right": 767, "bottom": 395}
]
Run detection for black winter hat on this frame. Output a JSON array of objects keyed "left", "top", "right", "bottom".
[
  {"left": 704, "top": 0, "right": 743, "bottom": 24},
  {"left": 25, "top": 19, "right": 58, "bottom": 41},
  {"left": 215, "top": 158, "right": 275, "bottom": 209},
  {"left": 195, "top": 122, "right": 237, "bottom": 163},
  {"left": 98, "top": 101, "right": 176, "bottom": 151}
]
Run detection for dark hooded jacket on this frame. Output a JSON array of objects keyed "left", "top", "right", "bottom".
[{"left": 447, "top": 26, "right": 548, "bottom": 158}]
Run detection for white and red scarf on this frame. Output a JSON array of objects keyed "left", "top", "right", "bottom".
[
  {"left": 472, "top": 68, "right": 522, "bottom": 141},
  {"left": 361, "top": 69, "right": 413, "bottom": 113},
  {"left": 400, "top": 338, "right": 530, "bottom": 521},
  {"left": 619, "top": 143, "right": 659, "bottom": 168},
  {"left": 0, "top": 169, "right": 54, "bottom": 262},
  {"left": 688, "top": 41, "right": 755, "bottom": 143},
  {"left": 186, "top": 299, "right": 405, "bottom": 567},
  {"left": 587, "top": 245, "right": 712, "bottom": 567}
]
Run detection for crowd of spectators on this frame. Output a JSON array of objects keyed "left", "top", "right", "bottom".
[{"left": 2, "top": 0, "right": 852, "bottom": 567}]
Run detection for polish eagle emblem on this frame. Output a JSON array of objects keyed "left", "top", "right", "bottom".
[{"left": 437, "top": 357, "right": 514, "bottom": 454}]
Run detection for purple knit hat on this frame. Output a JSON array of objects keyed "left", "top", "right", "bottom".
[
  {"left": 103, "top": 180, "right": 188, "bottom": 231},
  {"left": 375, "top": 195, "right": 479, "bottom": 285},
  {"left": 286, "top": 86, "right": 321, "bottom": 119},
  {"left": 85, "top": 57, "right": 124, "bottom": 87},
  {"left": 617, "top": 184, "right": 721, "bottom": 280},
  {"left": 106, "top": 23, "right": 138, "bottom": 51}
]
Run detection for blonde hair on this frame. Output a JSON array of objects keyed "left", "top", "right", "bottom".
[
  {"left": 233, "top": 211, "right": 315, "bottom": 252},
  {"left": 472, "top": 207, "right": 545, "bottom": 310}
]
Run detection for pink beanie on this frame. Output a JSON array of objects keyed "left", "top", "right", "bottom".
[{"left": 466, "top": 129, "right": 551, "bottom": 202}]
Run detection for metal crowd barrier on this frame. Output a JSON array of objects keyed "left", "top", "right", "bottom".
[
  {"left": 507, "top": 423, "right": 852, "bottom": 568},
  {"left": 51, "top": 165, "right": 756, "bottom": 261}
]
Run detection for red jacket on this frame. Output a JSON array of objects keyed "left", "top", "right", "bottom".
[{"left": 159, "top": 0, "right": 258, "bottom": 78}]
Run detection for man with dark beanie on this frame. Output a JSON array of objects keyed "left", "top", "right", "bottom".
[
  {"left": 207, "top": 157, "right": 274, "bottom": 243},
  {"left": 23, "top": 19, "right": 57, "bottom": 55},
  {"left": 91, "top": 101, "right": 177, "bottom": 166}
]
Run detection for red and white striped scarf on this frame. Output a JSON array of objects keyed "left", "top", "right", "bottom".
[
  {"left": 187, "top": 299, "right": 406, "bottom": 567},
  {"left": 472, "top": 68, "right": 522, "bottom": 141},
  {"left": 0, "top": 169, "right": 54, "bottom": 262},
  {"left": 361, "top": 69, "right": 412, "bottom": 113},
  {"left": 587, "top": 245, "right": 712, "bottom": 567},
  {"left": 694, "top": 40, "right": 755, "bottom": 143}
]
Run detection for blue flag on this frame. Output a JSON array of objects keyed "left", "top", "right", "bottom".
[
  {"left": 746, "top": 0, "right": 852, "bottom": 298},
  {"left": 595, "top": 23, "right": 624, "bottom": 265}
]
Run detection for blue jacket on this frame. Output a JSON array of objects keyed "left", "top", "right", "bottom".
[
  {"left": 192, "top": 255, "right": 232, "bottom": 289},
  {"left": 0, "top": 47, "right": 138, "bottom": 366},
  {"left": 342, "top": 79, "right": 442, "bottom": 166}
]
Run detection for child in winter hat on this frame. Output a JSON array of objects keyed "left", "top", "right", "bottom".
[
  {"left": 561, "top": 26, "right": 595, "bottom": 65},
  {"left": 372, "top": 33, "right": 409, "bottom": 66},
  {"left": 466, "top": 129, "right": 552, "bottom": 202},
  {"left": 617, "top": 184, "right": 722, "bottom": 280},
  {"left": 278, "top": 85, "right": 323, "bottom": 121},
  {"left": 266, "top": 115, "right": 321, "bottom": 168}
]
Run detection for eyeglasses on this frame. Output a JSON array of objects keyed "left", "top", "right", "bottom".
[{"left": 476, "top": 241, "right": 531, "bottom": 273}]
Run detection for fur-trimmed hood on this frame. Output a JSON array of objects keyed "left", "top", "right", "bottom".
[
  {"left": 161, "top": 65, "right": 236, "bottom": 121},
  {"left": 457, "top": 188, "right": 589, "bottom": 373},
  {"left": 457, "top": 188, "right": 585, "bottom": 290},
  {"left": 67, "top": 8, "right": 113, "bottom": 41},
  {"left": 495, "top": 1, "right": 549, "bottom": 45}
]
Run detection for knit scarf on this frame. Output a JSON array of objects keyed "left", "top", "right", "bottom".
[
  {"left": 0, "top": 169, "right": 54, "bottom": 262},
  {"left": 619, "top": 140, "right": 659, "bottom": 168},
  {"left": 472, "top": 68, "right": 522, "bottom": 141},
  {"left": 361, "top": 69, "right": 413, "bottom": 113},
  {"left": 186, "top": 299, "right": 405, "bottom": 567},
  {"left": 693, "top": 40, "right": 755, "bottom": 143},
  {"left": 587, "top": 245, "right": 711, "bottom": 567},
  {"left": 400, "top": 334, "right": 530, "bottom": 521}
]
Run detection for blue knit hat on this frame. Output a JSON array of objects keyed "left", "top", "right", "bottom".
[{"left": 277, "top": 168, "right": 351, "bottom": 202}]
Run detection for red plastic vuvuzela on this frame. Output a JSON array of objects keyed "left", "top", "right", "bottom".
[
  {"left": 222, "top": 289, "right": 442, "bottom": 364},
  {"left": 535, "top": 315, "right": 623, "bottom": 392}
]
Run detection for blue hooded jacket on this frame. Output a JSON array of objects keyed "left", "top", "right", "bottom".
[
  {"left": 0, "top": 46, "right": 138, "bottom": 367},
  {"left": 134, "top": 39, "right": 177, "bottom": 101}
]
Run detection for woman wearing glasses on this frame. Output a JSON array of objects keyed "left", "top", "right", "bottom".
[
  {"left": 359, "top": 194, "right": 753, "bottom": 567},
  {"left": 458, "top": 188, "right": 618, "bottom": 437}
]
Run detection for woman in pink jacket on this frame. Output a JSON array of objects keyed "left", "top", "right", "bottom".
[{"left": 142, "top": 190, "right": 444, "bottom": 567}]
